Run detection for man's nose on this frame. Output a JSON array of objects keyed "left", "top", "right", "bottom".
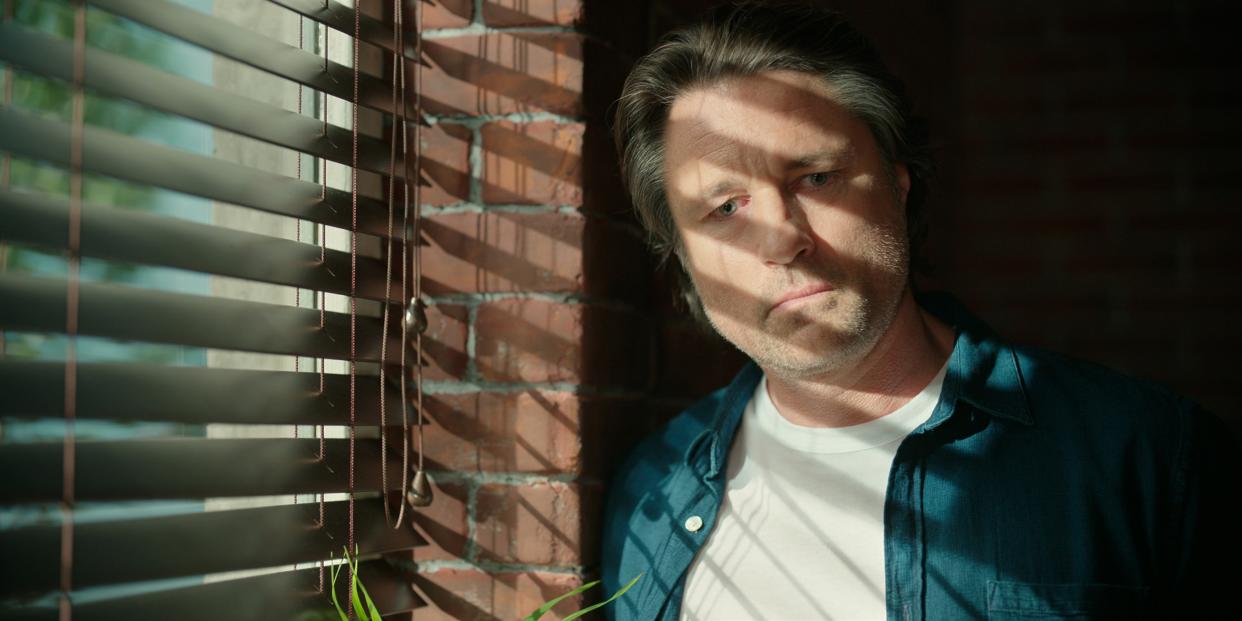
[{"left": 756, "top": 193, "right": 814, "bottom": 266}]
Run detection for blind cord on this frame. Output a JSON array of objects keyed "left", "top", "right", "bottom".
[
  {"left": 348, "top": 1, "right": 361, "bottom": 616},
  {"left": 315, "top": 10, "right": 329, "bottom": 595},
  {"left": 1, "top": 0, "right": 10, "bottom": 191},
  {"left": 402, "top": 0, "right": 432, "bottom": 509},
  {"left": 409, "top": 0, "right": 432, "bottom": 506},
  {"left": 380, "top": 0, "right": 413, "bottom": 531},
  {"left": 59, "top": 2, "right": 87, "bottom": 620},
  {"left": 1, "top": 0, "right": 12, "bottom": 359},
  {"left": 294, "top": 14, "right": 303, "bottom": 446},
  {"left": 413, "top": 0, "right": 426, "bottom": 479},
  {"left": 399, "top": 0, "right": 434, "bottom": 511}
]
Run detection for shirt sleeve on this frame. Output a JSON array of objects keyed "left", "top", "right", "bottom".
[{"left": 600, "top": 445, "right": 655, "bottom": 621}]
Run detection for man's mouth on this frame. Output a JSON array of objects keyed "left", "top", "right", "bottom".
[{"left": 772, "top": 283, "right": 835, "bottom": 311}]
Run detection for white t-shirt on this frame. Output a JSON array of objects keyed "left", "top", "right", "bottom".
[{"left": 680, "top": 363, "right": 948, "bottom": 621}]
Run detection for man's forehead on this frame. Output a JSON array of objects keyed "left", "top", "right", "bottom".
[{"left": 664, "top": 71, "right": 859, "bottom": 168}]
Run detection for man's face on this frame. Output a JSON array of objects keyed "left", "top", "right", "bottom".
[{"left": 663, "top": 70, "right": 911, "bottom": 378}]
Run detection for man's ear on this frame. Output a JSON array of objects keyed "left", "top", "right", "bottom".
[{"left": 894, "top": 162, "right": 911, "bottom": 206}]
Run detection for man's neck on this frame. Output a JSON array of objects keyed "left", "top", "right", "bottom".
[{"left": 764, "top": 290, "right": 956, "bottom": 428}]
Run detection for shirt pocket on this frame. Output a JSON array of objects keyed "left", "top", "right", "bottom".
[{"left": 986, "top": 580, "right": 1151, "bottom": 620}]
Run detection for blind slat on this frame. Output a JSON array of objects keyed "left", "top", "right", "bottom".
[
  {"left": 1, "top": 1, "right": 432, "bottom": 613},
  {"left": 91, "top": 0, "right": 400, "bottom": 115},
  {"left": 1, "top": 438, "right": 408, "bottom": 502},
  {"left": 0, "top": 106, "right": 400, "bottom": 238},
  {"left": 0, "top": 188, "right": 405, "bottom": 304},
  {"left": 0, "top": 560, "right": 424, "bottom": 621},
  {"left": 0, "top": 500, "right": 424, "bottom": 596},
  {"left": 270, "top": 0, "right": 406, "bottom": 57},
  {"left": 0, "top": 22, "right": 416, "bottom": 180},
  {"left": 0, "top": 361, "right": 403, "bottom": 426},
  {"left": 0, "top": 274, "right": 403, "bottom": 361}
]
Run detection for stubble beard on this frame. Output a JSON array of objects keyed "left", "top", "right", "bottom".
[{"left": 697, "top": 225, "right": 909, "bottom": 381}]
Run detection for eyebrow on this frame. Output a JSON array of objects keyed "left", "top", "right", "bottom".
[
  {"left": 703, "top": 180, "right": 742, "bottom": 200},
  {"left": 692, "top": 146, "right": 858, "bottom": 205},
  {"left": 788, "top": 146, "right": 856, "bottom": 170}
]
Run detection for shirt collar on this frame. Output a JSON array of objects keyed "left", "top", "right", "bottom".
[
  {"left": 684, "top": 292, "right": 1034, "bottom": 477},
  {"left": 919, "top": 291, "right": 1034, "bottom": 427},
  {"left": 685, "top": 362, "right": 761, "bottom": 481}
]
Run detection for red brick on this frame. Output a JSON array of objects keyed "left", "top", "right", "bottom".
[
  {"left": 408, "top": 478, "right": 469, "bottom": 561},
  {"left": 419, "top": 393, "right": 668, "bottom": 478},
  {"left": 412, "top": 568, "right": 585, "bottom": 621},
  {"left": 417, "top": 33, "right": 583, "bottom": 116},
  {"left": 481, "top": 121, "right": 583, "bottom": 206},
  {"left": 474, "top": 299, "right": 650, "bottom": 388},
  {"left": 420, "top": 303, "right": 469, "bottom": 380},
  {"left": 419, "top": 212, "right": 584, "bottom": 295},
  {"left": 418, "top": 122, "right": 472, "bottom": 207},
  {"left": 474, "top": 481, "right": 601, "bottom": 565},
  {"left": 418, "top": 0, "right": 473, "bottom": 29},
  {"left": 421, "top": 391, "right": 583, "bottom": 474},
  {"left": 475, "top": 299, "right": 582, "bottom": 383},
  {"left": 482, "top": 0, "right": 582, "bottom": 27}
]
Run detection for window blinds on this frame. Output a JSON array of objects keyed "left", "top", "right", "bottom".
[{"left": 0, "top": 0, "right": 429, "bottom": 618}]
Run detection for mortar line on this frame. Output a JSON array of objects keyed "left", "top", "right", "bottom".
[
  {"left": 415, "top": 559, "right": 587, "bottom": 575},
  {"left": 422, "top": 0, "right": 606, "bottom": 50},
  {"left": 427, "top": 291, "right": 593, "bottom": 304},
  {"left": 426, "top": 290, "right": 645, "bottom": 312},
  {"left": 421, "top": 203, "right": 580, "bottom": 214},
  {"left": 467, "top": 126, "right": 483, "bottom": 204},
  {"left": 464, "top": 300, "right": 480, "bottom": 381},
  {"left": 427, "top": 111, "right": 582, "bottom": 125},
  {"left": 463, "top": 476, "right": 480, "bottom": 563},
  {"left": 421, "top": 25, "right": 578, "bottom": 38},
  {"left": 429, "top": 470, "right": 581, "bottom": 485},
  {"left": 421, "top": 379, "right": 648, "bottom": 399}
]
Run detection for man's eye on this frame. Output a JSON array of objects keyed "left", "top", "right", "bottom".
[
  {"left": 803, "top": 171, "right": 837, "bottom": 188},
  {"left": 713, "top": 199, "right": 740, "bottom": 218}
]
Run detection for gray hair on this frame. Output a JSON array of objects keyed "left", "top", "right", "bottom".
[{"left": 613, "top": 1, "right": 933, "bottom": 323}]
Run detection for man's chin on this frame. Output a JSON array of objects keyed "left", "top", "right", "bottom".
[{"left": 728, "top": 321, "right": 875, "bottom": 379}]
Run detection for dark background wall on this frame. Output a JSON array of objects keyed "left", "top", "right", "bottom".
[{"left": 628, "top": 0, "right": 1242, "bottom": 429}]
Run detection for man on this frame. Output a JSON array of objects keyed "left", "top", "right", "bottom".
[{"left": 601, "top": 2, "right": 1239, "bottom": 620}]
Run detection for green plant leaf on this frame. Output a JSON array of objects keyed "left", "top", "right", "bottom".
[
  {"left": 358, "top": 573, "right": 383, "bottom": 621},
  {"left": 345, "top": 547, "right": 372, "bottom": 621},
  {"left": 329, "top": 558, "right": 348, "bottom": 621},
  {"left": 520, "top": 574, "right": 643, "bottom": 621},
  {"left": 326, "top": 547, "right": 388, "bottom": 621},
  {"left": 521, "top": 580, "right": 601, "bottom": 621},
  {"left": 561, "top": 573, "right": 643, "bottom": 621}
]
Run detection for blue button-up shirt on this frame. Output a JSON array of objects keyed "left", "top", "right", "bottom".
[{"left": 601, "top": 296, "right": 1238, "bottom": 620}]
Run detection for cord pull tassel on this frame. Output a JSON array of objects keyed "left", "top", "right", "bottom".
[
  {"left": 407, "top": 469, "right": 433, "bottom": 507},
  {"left": 403, "top": 298, "right": 428, "bottom": 336}
]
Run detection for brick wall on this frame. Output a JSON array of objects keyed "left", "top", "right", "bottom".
[{"left": 404, "top": 0, "right": 665, "bottom": 618}]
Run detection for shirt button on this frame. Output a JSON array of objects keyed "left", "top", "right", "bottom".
[{"left": 684, "top": 515, "right": 704, "bottom": 532}]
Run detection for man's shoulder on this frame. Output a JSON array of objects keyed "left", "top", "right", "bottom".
[
  {"left": 599, "top": 379, "right": 745, "bottom": 609},
  {"left": 1004, "top": 342, "right": 1217, "bottom": 458},
  {"left": 1011, "top": 342, "right": 1198, "bottom": 418}
]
